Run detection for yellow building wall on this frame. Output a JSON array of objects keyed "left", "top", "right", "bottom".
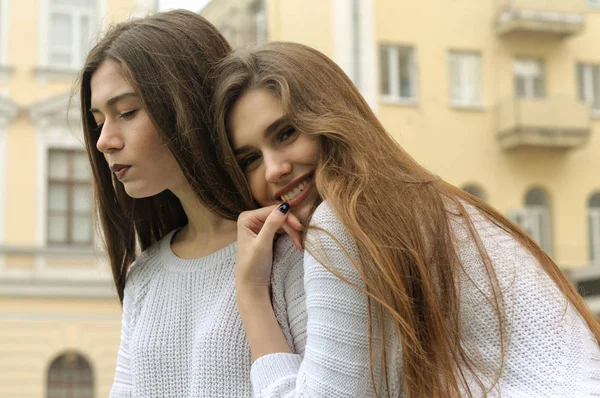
[
  {"left": 268, "top": 0, "right": 333, "bottom": 57},
  {"left": 0, "top": 298, "right": 121, "bottom": 397},
  {"left": 374, "top": 0, "right": 600, "bottom": 267}
]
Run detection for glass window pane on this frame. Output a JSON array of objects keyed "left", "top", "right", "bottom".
[
  {"left": 48, "top": 215, "right": 67, "bottom": 243},
  {"left": 380, "top": 47, "right": 390, "bottom": 96},
  {"left": 73, "top": 185, "right": 91, "bottom": 212},
  {"left": 73, "top": 152, "right": 90, "bottom": 181},
  {"left": 593, "top": 65, "right": 600, "bottom": 110},
  {"left": 49, "top": 151, "right": 69, "bottom": 179},
  {"left": 449, "top": 54, "right": 461, "bottom": 101},
  {"left": 79, "top": 15, "right": 91, "bottom": 63},
  {"left": 72, "top": 215, "right": 92, "bottom": 243},
  {"left": 50, "top": 13, "right": 72, "bottom": 48},
  {"left": 48, "top": 184, "right": 68, "bottom": 212},
  {"left": 577, "top": 64, "right": 586, "bottom": 101},
  {"left": 398, "top": 48, "right": 412, "bottom": 98}
]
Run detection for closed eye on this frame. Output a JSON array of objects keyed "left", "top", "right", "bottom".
[
  {"left": 239, "top": 153, "right": 261, "bottom": 171},
  {"left": 119, "top": 109, "right": 137, "bottom": 119},
  {"left": 278, "top": 126, "right": 297, "bottom": 143}
]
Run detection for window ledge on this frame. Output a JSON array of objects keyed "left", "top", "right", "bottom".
[
  {"left": 380, "top": 97, "right": 419, "bottom": 107},
  {"left": 0, "top": 244, "right": 103, "bottom": 257},
  {"left": 34, "top": 67, "right": 80, "bottom": 81},
  {"left": 450, "top": 103, "right": 486, "bottom": 112},
  {"left": 591, "top": 110, "right": 600, "bottom": 119}
]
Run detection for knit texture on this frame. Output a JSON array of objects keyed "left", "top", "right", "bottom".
[
  {"left": 251, "top": 201, "right": 600, "bottom": 397},
  {"left": 109, "top": 231, "right": 307, "bottom": 398}
]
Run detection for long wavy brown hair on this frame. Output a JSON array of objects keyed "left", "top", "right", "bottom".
[
  {"left": 77, "top": 10, "right": 252, "bottom": 303},
  {"left": 212, "top": 42, "right": 600, "bottom": 397}
]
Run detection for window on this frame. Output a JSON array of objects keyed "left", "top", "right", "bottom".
[
  {"left": 577, "top": 63, "right": 600, "bottom": 113},
  {"left": 449, "top": 51, "right": 482, "bottom": 107},
  {"left": 461, "top": 184, "right": 487, "bottom": 202},
  {"left": 380, "top": 45, "right": 417, "bottom": 102},
  {"left": 253, "top": 1, "right": 266, "bottom": 44},
  {"left": 47, "top": 0, "right": 97, "bottom": 69},
  {"left": 525, "top": 188, "right": 553, "bottom": 256},
  {"left": 47, "top": 149, "right": 93, "bottom": 246},
  {"left": 589, "top": 0, "right": 600, "bottom": 9},
  {"left": 589, "top": 193, "right": 600, "bottom": 265},
  {"left": 47, "top": 352, "right": 93, "bottom": 398},
  {"left": 514, "top": 58, "right": 545, "bottom": 99}
]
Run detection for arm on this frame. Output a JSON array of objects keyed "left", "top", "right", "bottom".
[
  {"left": 109, "top": 276, "right": 136, "bottom": 397},
  {"left": 237, "top": 203, "right": 388, "bottom": 397}
]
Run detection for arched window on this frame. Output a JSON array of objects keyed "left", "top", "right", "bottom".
[
  {"left": 461, "top": 183, "right": 487, "bottom": 202},
  {"left": 47, "top": 352, "right": 93, "bottom": 398},
  {"left": 525, "top": 187, "right": 553, "bottom": 256},
  {"left": 589, "top": 192, "right": 600, "bottom": 265}
]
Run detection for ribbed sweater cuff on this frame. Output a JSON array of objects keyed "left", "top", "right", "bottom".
[{"left": 251, "top": 353, "right": 302, "bottom": 393}]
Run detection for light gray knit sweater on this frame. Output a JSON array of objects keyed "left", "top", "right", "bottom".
[
  {"left": 250, "top": 201, "right": 600, "bottom": 397},
  {"left": 109, "top": 232, "right": 307, "bottom": 397}
]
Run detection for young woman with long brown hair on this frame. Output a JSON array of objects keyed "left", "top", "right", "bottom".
[
  {"left": 213, "top": 42, "right": 600, "bottom": 397},
  {"left": 78, "top": 11, "right": 307, "bottom": 397}
]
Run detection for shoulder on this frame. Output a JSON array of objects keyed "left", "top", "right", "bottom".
[
  {"left": 124, "top": 229, "right": 175, "bottom": 293},
  {"left": 306, "top": 201, "right": 351, "bottom": 245}
]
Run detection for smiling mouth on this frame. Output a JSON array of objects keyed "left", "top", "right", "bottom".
[{"left": 274, "top": 172, "right": 316, "bottom": 208}]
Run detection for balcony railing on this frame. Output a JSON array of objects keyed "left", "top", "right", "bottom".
[
  {"left": 495, "top": 97, "right": 591, "bottom": 149},
  {"left": 496, "top": 0, "right": 587, "bottom": 38}
]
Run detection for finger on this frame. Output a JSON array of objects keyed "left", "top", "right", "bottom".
[
  {"left": 286, "top": 212, "right": 303, "bottom": 231},
  {"left": 280, "top": 222, "right": 303, "bottom": 250},
  {"left": 256, "top": 203, "right": 292, "bottom": 246},
  {"left": 238, "top": 205, "right": 279, "bottom": 234}
]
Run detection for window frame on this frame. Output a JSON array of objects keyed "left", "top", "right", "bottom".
[
  {"left": 524, "top": 188, "right": 553, "bottom": 256},
  {"left": 448, "top": 50, "right": 483, "bottom": 109},
  {"left": 589, "top": 194, "right": 600, "bottom": 265},
  {"left": 514, "top": 57, "right": 546, "bottom": 99},
  {"left": 39, "top": 0, "right": 104, "bottom": 72},
  {"left": 380, "top": 44, "right": 418, "bottom": 105},
  {"left": 578, "top": 63, "right": 600, "bottom": 116},
  {"left": 46, "top": 149, "right": 93, "bottom": 247}
]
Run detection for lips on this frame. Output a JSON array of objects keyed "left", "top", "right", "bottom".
[{"left": 111, "top": 163, "right": 131, "bottom": 180}]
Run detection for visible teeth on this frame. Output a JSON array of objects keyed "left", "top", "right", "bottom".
[{"left": 280, "top": 177, "right": 311, "bottom": 202}]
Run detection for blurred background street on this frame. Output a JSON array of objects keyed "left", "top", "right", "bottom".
[{"left": 0, "top": 0, "right": 599, "bottom": 396}]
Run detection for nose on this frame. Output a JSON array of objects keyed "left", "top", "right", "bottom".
[
  {"left": 263, "top": 151, "right": 292, "bottom": 183},
  {"left": 95, "top": 120, "right": 123, "bottom": 154}
]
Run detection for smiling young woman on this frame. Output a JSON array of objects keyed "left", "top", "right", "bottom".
[
  {"left": 213, "top": 42, "right": 600, "bottom": 397},
  {"left": 78, "top": 11, "right": 307, "bottom": 397}
]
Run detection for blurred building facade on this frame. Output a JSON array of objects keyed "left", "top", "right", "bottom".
[
  {"left": 0, "top": 0, "right": 156, "bottom": 396},
  {"left": 203, "top": 0, "right": 600, "bottom": 310}
]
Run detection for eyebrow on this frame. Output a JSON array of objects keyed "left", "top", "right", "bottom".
[
  {"left": 233, "top": 115, "right": 288, "bottom": 156},
  {"left": 89, "top": 92, "right": 139, "bottom": 114}
]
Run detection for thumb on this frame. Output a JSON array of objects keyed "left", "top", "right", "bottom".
[{"left": 256, "top": 203, "right": 291, "bottom": 245}]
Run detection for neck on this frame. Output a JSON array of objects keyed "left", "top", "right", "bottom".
[{"left": 172, "top": 183, "right": 237, "bottom": 242}]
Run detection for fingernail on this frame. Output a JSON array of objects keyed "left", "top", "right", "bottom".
[{"left": 278, "top": 202, "right": 290, "bottom": 214}]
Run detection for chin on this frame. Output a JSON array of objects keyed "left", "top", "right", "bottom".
[{"left": 122, "top": 183, "right": 162, "bottom": 199}]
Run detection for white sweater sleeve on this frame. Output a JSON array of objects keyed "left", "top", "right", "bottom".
[
  {"left": 251, "top": 203, "right": 391, "bottom": 397},
  {"left": 109, "top": 270, "right": 136, "bottom": 397}
]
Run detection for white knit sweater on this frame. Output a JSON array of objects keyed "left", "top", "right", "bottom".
[
  {"left": 109, "top": 231, "right": 307, "bottom": 397},
  {"left": 250, "top": 201, "right": 600, "bottom": 397}
]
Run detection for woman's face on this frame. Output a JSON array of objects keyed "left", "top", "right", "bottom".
[
  {"left": 90, "top": 59, "right": 186, "bottom": 198},
  {"left": 228, "top": 88, "right": 321, "bottom": 223}
]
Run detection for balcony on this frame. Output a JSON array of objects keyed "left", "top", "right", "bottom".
[
  {"left": 496, "top": 0, "right": 586, "bottom": 38},
  {"left": 495, "top": 97, "right": 591, "bottom": 150}
]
